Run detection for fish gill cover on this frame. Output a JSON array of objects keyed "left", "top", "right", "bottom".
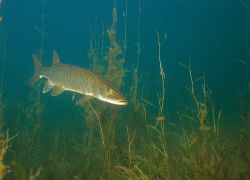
[{"left": 0, "top": 0, "right": 249, "bottom": 179}]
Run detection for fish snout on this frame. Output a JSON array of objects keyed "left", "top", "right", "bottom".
[{"left": 107, "top": 89, "right": 128, "bottom": 105}]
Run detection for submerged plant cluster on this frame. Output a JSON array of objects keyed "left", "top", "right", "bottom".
[{"left": 0, "top": 2, "right": 249, "bottom": 180}]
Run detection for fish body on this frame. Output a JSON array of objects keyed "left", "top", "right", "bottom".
[{"left": 31, "top": 50, "right": 128, "bottom": 105}]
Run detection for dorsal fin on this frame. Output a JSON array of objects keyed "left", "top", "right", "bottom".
[{"left": 53, "top": 50, "right": 61, "bottom": 65}]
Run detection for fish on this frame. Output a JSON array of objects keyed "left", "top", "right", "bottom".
[{"left": 31, "top": 50, "right": 128, "bottom": 105}]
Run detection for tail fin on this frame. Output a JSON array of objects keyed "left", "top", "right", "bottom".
[{"left": 30, "top": 55, "right": 43, "bottom": 84}]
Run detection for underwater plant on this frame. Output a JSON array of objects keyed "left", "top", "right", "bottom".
[
  {"left": 0, "top": 1, "right": 248, "bottom": 179},
  {"left": 0, "top": 132, "right": 10, "bottom": 179},
  {"left": 176, "top": 62, "right": 225, "bottom": 179},
  {"left": 0, "top": 131, "right": 17, "bottom": 180}
]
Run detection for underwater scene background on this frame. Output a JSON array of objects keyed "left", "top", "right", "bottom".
[{"left": 0, "top": 0, "right": 249, "bottom": 179}]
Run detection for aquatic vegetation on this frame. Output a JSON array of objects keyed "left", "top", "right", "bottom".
[
  {"left": 0, "top": 132, "right": 10, "bottom": 179},
  {"left": 228, "top": 60, "right": 250, "bottom": 179},
  {"left": 176, "top": 67, "right": 224, "bottom": 179},
  {"left": 0, "top": 131, "right": 17, "bottom": 180},
  {"left": 105, "top": 7, "right": 126, "bottom": 88},
  {"left": 0, "top": 1, "right": 248, "bottom": 180},
  {"left": 129, "top": 0, "right": 141, "bottom": 108},
  {"left": 0, "top": 100, "right": 4, "bottom": 129},
  {"left": 0, "top": 4, "right": 11, "bottom": 178}
]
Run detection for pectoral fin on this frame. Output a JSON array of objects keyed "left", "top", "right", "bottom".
[
  {"left": 51, "top": 85, "right": 65, "bottom": 96},
  {"left": 76, "top": 96, "right": 94, "bottom": 106}
]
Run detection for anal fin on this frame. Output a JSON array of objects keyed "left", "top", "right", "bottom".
[{"left": 51, "top": 85, "right": 65, "bottom": 96}]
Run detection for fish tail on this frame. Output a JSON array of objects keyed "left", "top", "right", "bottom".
[{"left": 30, "top": 55, "right": 43, "bottom": 84}]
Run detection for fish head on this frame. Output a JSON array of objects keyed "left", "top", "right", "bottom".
[{"left": 104, "top": 87, "right": 128, "bottom": 105}]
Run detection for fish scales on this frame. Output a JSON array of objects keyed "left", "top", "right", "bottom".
[{"left": 42, "top": 64, "right": 104, "bottom": 95}]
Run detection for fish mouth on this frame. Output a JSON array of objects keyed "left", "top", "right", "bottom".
[
  {"left": 112, "top": 99, "right": 128, "bottom": 105},
  {"left": 107, "top": 98, "right": 128, "bottom": 105},
  {"left": 107, "top": 89, "right": 128, "bottom": 105}
]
